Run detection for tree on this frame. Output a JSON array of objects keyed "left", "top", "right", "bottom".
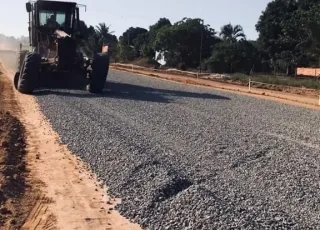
[
  {"left": 117, "top": 27, "right": 148, "bottom": 61},
  {"left": 154, "top": 18, "right": 219, "bottom": 69},
  {"left": 77, "top": 21, "right": 94, "bottom": 53},
  {"left": 204, "top": 39, "right": 258, "bottom": 74},
  {"left": 148, "top": 18, "right": 172, "bottom": 45},
  {"left": 299, "top": 3, "right": 320, "bottom": 66},
  {"left": 255, "top": 0, "right": 320, "bottom": 74},
  {"left": 119, "top": 27, "right": 148, "bottom": 47},
  {"left": 133, "top": 33, "right": 153, "bottom": 58},
  {"left": 108, "top": 1, "right": 319, "bottom": 72},
  {"left": 82, "top": 23, "right": 118, "bottom": 59},
  {"left": 219, "top": 23, "right": 246, "bottom": 41}
]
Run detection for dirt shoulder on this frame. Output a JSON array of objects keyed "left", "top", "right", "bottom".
[
  {"left": 0, "top": 71, "right": 33, "bottom": 229},
  {"left": 0, "top": 61, "right": 141, "bottom": 229},
  {"left": 111, "top": 65, "right": 320, "bottom": 111}
]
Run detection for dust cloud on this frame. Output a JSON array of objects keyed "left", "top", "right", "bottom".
[{"left": 0, "top": 34, "right": 27, "bottom": 71}]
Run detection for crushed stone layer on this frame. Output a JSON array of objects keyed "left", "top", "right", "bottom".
[{"left": 35, "top": 70, "right": 320, "bottom": 229}]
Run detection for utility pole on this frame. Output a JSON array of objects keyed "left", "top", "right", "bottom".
[
  {"left": 128, "top": 32, "right": 130, "bottom": 46},
  {"left": 199, "top": 19, "right": 204, "bottom": 74}
]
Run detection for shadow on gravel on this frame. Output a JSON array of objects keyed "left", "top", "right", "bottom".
[{"left": 34, "top": 81, "right": 230, "bottom": 103}]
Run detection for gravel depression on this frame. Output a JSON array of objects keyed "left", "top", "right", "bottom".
[{"left": 34, "top": 70, "right": 320, "bottom": 229}]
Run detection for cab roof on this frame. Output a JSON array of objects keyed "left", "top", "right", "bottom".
[{"left": 35, "top": 0, "right": 77, "bottom": 11}]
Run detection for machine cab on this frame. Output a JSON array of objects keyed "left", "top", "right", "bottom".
[
  {"left": 26, "top": 1, "right": 80, "bottom": 47},
  {"left": 37, "top": 1, "right": 79, "bottom": 34}
]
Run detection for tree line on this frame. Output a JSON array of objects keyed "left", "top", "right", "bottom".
[{"left": 80, "top": 0, "right": 320, "bottom": 75}]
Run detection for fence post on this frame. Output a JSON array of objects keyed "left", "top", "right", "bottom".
[
  {"left": 249, "top": 77, "right": 251, "bottom": 92},
  {"left": 318, "top": 94, "right": 320, "bottom": 106}
]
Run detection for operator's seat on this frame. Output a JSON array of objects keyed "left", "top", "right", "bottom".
[{"left": 46, "top": 15, "right": 60, "bottom": 29}]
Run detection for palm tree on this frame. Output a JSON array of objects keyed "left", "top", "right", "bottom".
[
  {"left": 83, "top": 23, "right": 118, "bottom": 58},
  {"left": 219, "top": 23, "right": 246, "bottom": 41},
  {"left": 95, "top": 23, "right": 115, "bottom": 44}
]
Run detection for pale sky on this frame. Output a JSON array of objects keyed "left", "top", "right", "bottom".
[{"left": 0, "top": 0, "right": 271, "bottom": 39}]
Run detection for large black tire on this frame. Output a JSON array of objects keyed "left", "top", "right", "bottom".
[
  {"left": 14, "top": 72, "right": 19, "bottom": 90},
  {"left": 14, "top": 50, "right": 29, "bottom": 89},
  {"left": 17, "top": 50, "right": 29, "bottom": 72},
  {"left": 87, "top": 52, "right": 110, "bottom": 94},
  {"left": 17, "top": 52, "right": 41, "bottom": 94}
]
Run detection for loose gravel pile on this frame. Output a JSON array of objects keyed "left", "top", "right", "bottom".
[{"left": 35, "top": 71, "right": 320, "bottom": 229}]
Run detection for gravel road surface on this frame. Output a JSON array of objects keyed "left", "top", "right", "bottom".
[{"left": 34, "top": 70, "right": 320, "bottom": 229}]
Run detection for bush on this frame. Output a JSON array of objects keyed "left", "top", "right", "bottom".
[{"left": 178, "top": 62, "right": 187, "bottom": 71}]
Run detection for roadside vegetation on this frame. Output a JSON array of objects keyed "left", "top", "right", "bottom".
[
  {"left": 226, "top": 73, "right": 320, "bottom": 90},
  {"left": 1, "top": 0, "right": 319, "bottom": 87},
  {"left": 77, "top": 0, "right": 320, "bottom": 76}
]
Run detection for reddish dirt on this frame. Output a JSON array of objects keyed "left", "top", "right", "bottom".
[
  {"left": 0, "top": 66, "right": 46, "bottom": 229},
  {"left": 0, "top": 111, "right": 29, "bottom": 229},
  {"left": 0, "top": 56, "right": 141, "bottom": 229}
]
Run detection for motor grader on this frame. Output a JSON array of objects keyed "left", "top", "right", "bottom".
[{"left": 14, "top": 0, "right": 109, "bottom": 94}]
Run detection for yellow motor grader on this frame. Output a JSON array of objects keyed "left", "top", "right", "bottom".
[{"left": 15, "top": 0, "right": 109, "bottom": 94}]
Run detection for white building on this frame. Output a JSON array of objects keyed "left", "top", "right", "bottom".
[{"left": 155, "top": 51, "right": 166, "bottom": 66}]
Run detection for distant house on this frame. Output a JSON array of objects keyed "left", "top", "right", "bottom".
[{"left": 155, "top": 51, "right": 166, "bottom": 66}]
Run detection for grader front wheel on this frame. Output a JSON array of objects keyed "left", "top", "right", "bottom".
[
  {"left": 87, "top": 52, "right": 110, "bottom": 94},
  {"left": 16, "top": 52, "right": 41, "bottom": 94}
]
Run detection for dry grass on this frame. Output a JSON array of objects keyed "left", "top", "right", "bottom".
[{"left": 228, "top": 73, "right": 320, "bottom": 90}]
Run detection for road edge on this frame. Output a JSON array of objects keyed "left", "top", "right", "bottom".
[{"left": 0, "top": 60, "right": 142, "bottom": 230}]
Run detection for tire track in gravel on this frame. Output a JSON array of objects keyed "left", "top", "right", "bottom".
[{"left": 264, "top": 132, "right": 320, "bottom": 150}]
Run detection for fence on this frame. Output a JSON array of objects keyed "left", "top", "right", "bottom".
[{"left": 112, "top": 63, "right": 210, "bottom": 79}]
